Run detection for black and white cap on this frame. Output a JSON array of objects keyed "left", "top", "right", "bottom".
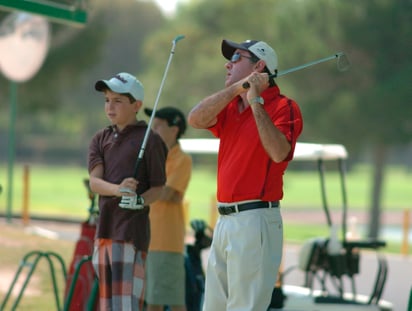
[{"left": 221, "top": 39, "right": 278, "bottom": 74}]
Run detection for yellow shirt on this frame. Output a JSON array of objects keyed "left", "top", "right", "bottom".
[{"left": 148, "top": 143, "right": 192, "bottom": 253}]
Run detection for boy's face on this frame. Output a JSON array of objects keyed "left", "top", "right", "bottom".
[{"left": 104, "top": 89, "right": 142, "bottom": 130}]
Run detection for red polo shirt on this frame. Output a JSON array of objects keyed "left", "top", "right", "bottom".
[{"left": 208, "top": 85, "right": 303, "bottom": 203}]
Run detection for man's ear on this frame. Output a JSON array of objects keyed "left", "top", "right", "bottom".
[{"left": 255, "top": 60, "right": 266, "bottom": 73}]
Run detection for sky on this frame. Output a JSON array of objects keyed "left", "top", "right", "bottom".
[{"left": 153, "top": 0, "right": 187, "bottom": 15}]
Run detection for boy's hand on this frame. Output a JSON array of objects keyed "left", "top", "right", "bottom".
[{"left": 118, "top": 188, "right": 145, "bottom": 210}]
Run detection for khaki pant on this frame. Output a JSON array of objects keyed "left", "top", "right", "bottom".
[{"left": 203, "top": 208, "right": 283, "bottom": 311}]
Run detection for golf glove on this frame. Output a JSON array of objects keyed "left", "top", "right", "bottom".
[{"left": 119, "top": 188, "right": 145, "bottom": 210}]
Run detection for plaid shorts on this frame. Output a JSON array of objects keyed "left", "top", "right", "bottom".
[{"left": 92, "top": 239, "right": 146, "bottom": 311}]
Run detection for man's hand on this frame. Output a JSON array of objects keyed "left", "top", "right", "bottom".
[{"left": 119, "top": 188, "right": 145, "bottom": 210}]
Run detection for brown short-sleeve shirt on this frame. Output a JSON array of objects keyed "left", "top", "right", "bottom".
[{"left": 88, "top": 121, "right": 167, "bottom": 251}]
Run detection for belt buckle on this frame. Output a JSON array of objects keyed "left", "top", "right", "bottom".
[{"left": 219, "top": 205, "right": 234, "bottom": 215}]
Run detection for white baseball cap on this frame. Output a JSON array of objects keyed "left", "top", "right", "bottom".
[
  {"left": 95, "top": 72, "right": 144, "bottom": 101},
  {"left": 221, "top": 39, "right": 278, "bottom": 74}
]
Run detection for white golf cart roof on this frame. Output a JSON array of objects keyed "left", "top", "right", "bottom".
[{"left": 179, "top": 138, "right": 348, "bottom": 161}]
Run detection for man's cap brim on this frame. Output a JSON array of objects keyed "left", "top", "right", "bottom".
[{"left": 221, "top": 39, "right": 257, "bottom": 60}]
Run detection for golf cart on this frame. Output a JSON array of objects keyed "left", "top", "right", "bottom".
[
  {"left": 179, "top": 139, "right": 393, "bottom": 311},
  {"left": 266, "top": 142, "right": 393, "bottom": 310}
]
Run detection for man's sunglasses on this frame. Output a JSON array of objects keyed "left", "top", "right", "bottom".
[{"left": 230, "top": 52, "right": 257, "bottom": 63}]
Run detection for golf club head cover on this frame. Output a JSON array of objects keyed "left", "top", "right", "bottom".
[
  {"left": 190, "top": 219, "right": 206, "bottom": 233},
  {"left": 119, "top": 188, "right": 144, "bottom": 210}
]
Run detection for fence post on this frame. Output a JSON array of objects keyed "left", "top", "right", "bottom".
[
  {"left": 22, "top": 164, "right": 30, "bottom": 226},
  {"left": 401, "top": 209, "right": 410, "bottom": 256}
]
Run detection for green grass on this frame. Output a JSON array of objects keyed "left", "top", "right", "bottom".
[
  {"left": 282, "top": 164, "right": 411, "bottom": 211},
  {"left": 1, "top": 162, "right": 410, "bottom": 219},
  {"left": 0, "top": 164, "right": 92, "bottom": 219},
  {"left": 0, "top": 162, "right": 410, "bottom": 254},
  {"left": 284, "top": 223, "right": 404, "bottom": 254}
]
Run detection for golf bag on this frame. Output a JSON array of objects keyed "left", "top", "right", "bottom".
[
  {"left": 184, "top": 220, "right": 213, "bottom": 311},
  {"left": 64, "top": 179, "right": 99, "bottom": 311}
]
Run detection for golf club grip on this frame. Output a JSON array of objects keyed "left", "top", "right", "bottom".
[
  {"left": 242, "top": 76, "right": 276, "bottom": 89},
  {"left": 133, "top": 155, "right": 143, "bottom": 178}
]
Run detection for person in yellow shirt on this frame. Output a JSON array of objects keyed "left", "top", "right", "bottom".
[{"left": 144, "top": 107, "right": 192, "bottom": 311}]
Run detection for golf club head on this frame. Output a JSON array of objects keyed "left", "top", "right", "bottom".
[{"left": 173, "top": 34, "right": 185, "bottom": 44}]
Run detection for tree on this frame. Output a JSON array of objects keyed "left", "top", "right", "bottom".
[
  {"left": 340, "top": 0, "right": 412, "bottom": 238},
  {"left": 302, "top": 0, "right": 412, "bottom": 238}
]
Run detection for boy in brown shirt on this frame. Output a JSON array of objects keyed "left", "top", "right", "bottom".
[{"left": 88, "top": 72, "right": 167, "bottom": 310}]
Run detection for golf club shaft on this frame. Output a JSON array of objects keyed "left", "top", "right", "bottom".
[
  {"left": 243, "top": 52, "right": 344, "bottom": 89},
  {"left": 133, "top": 35, "right": 185, "bottom": 178}
]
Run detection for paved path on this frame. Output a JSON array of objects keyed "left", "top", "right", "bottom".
[
  {"left": 279, "top": 244, "right": 411, "bottom": 311},
  {"left": 282, "top": 209, "right": 408, "bottom": 226}
]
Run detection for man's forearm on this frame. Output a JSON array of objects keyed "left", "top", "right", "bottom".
[
  {"left": 250, "top": 103, "right": 291, "bottom": 163},
  {"left": 188, "top": 83, "right": 242, "bottom": 129}
]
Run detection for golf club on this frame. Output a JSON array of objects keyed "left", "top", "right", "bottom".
[
  {"left": 243, "top": 52, "right": 350, "bottom": 89},
  {"left": 133, "top": 34, "right": 185, "bottom": 177}
]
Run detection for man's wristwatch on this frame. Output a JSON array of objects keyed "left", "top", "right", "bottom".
[{"left": 251, "top": 96, "right": 264, "bottom": 105}]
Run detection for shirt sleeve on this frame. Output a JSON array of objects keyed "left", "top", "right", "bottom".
[
  {"left": 88, "top": 130, "right": 104, "bottom": 173},
  {"left": 273, "top": 99, "right": 303, "bottom": 161}
]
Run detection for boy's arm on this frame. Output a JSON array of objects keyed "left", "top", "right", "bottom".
[{"left": 89, "top": 164, "right": 137, "bottom": 197}]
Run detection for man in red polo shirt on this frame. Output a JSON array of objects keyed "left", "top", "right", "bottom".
[{"left": 188, "top": 39, "right": 303, "bottom": 311}]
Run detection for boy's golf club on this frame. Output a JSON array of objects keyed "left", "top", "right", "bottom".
[
  {"left": 243, "top": 52, "right": 350, "bottom": 89},
  {"left": 119, "top": 35, "right": 184, "bottom": 209},
  {"left": 133, "top": 34, "right": 185, "bottom": 177}
]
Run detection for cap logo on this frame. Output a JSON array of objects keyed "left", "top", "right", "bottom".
[
  {"left": 115, "top": 74, "right": 128, "bottom": 84},
  {"left": 256, "top": 47, "right": 266, "bottom": 56}
]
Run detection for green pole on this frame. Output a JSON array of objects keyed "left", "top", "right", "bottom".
[{"left": 6, "top": 81, "right": 17, "bottom": 223}]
